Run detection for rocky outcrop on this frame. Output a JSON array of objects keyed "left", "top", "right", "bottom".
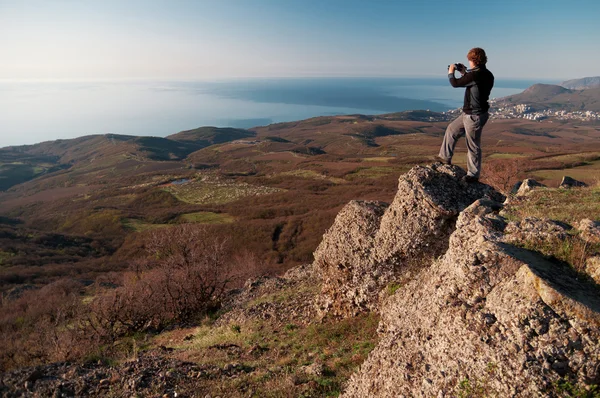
[
  {"left": 504, "top": 217, "right": 571, "bottom": 243},
  {"left": 560, "top": 176, "right": 588, "bottom": 189},
  {"left": 313, "top": 200, "right": 389, "bottom": 317},
  {"left": 313, "top": 164, "right": 501, "bottom": 318},
  {"left": 342, "top": 199, "right": 600, "bottom": 397},
  {"left": 512, "top": 178, "right": 546, "bottom": 197},
  {"left": 578, "top": 218, "right": 600, "bottom": 244}
]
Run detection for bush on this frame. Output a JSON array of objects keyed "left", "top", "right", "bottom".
[
  {"left": 0, "top": 279, "right": 89, "bottom": 370},
  {"left": 87, "top": 225, "right": 235, "bottom": 340}
]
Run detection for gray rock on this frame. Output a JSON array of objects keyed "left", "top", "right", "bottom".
[
  {"left": 342, "top": 200, "right": 600, "bottom": 397},
  {"left": 586, "top": 256, "right": 600, "bottom": 284},
  {"left": 560, "top": 176, "right": 588, "bottom": 189},
  {"left": 301, "top": 362, "right": 324, "bottom": 377},
  {"left": 504, "top": 217, "right": 571, "bottom": 243},
  {"left": 514, "top": 178, "right": 546, "bottom": 196},
  {"left": 313, "top": 199, "right": 389, "bottom": 317},
  {"left": 314, "top": 164, "right": 502, "bottom": 318},
  {"left": 577, "top": 218, "right": 600, "bottom": 244}
]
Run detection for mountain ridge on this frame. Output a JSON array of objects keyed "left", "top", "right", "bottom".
[
  {"left": 560, "top": 76, "right": 600, "bottom": 90},
  {"left": 496, "top": 83, "right": 600, "bottom": 112}
]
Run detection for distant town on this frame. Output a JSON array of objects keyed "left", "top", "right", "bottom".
[{"left": 442, "top": 101, "right": 600, "bottom": 122}]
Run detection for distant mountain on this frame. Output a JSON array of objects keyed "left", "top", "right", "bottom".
[
  {"left": 560, "top": 76, "right": 600, "bottom": 90},
  {"left": 496, "top": 84, "right": 600, "bottom": 112}
]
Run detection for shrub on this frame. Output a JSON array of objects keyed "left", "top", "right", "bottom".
[
  {"left": 87, "top": 225, "right": 236, "bottom": 340},
  {"left": 481, "top": 158, "right": 523, "bottom": 194}
]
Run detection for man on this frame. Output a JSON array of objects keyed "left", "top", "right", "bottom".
[{"left": 437, "top": 47, "right": 494, "bottom": 183}]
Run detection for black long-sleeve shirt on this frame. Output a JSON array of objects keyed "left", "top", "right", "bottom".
[{"left": 448, "top": 65, "right": 494, "bottom": 115}]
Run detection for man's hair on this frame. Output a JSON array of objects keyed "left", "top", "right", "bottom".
[{"left": 467, "top": 47, "right": 487, "bottom": 66}]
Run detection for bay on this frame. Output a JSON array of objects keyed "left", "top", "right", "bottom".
[{"left": 0, "top": 77, "right": 552, "bottom": 148}]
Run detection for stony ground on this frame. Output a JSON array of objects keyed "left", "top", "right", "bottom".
[{"left": 0, "top": 264, "right": 379, "bottom": 398}]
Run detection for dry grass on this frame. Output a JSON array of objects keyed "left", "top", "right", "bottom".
[
  {"left": 503, "top": 186, "right": 600, "bottom": 225},
  {"left": 155, "top": 312, "right": 379, "bottom": 398},
  {"left": 504, "top": 185, "right": 600, "bottom": 274}
]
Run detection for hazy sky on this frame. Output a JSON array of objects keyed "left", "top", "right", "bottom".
[{"left": 1, "top": 0, "right": 598, "bottom": 81}]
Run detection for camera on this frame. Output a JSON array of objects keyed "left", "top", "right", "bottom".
[{"left": 448, "top": 63, "right": 466, "bottom": 73}]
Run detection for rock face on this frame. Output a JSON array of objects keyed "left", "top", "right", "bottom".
[
  {"left": 313, "top": 200, "right": 389, "bottom": 317},
  {"left": 313, "top": 164, "right": 501, "bottom": 318},
  {"left": 342, "top": 199, "right": 600, "bottom": 397}
]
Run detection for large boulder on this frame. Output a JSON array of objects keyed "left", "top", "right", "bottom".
[
  {"left": 313, "top": 164, "right": 501, "bottom": 318},
  {"left": 512, "top": 178, "right": 546, "bottom": 197},
  {"left": 560, "top": 176, "right": 588, "bottom": 189},
  {"left": 342, "top": 200, "right": 600, "bottom": 397}
]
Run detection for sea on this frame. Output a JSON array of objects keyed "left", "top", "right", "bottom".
[{"left": 0, "top": 77, "right": 555, "bottom": 148}]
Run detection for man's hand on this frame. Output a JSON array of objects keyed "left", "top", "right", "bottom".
[{"left": 448, "top": 64, "right": 456, "bottom": 74}]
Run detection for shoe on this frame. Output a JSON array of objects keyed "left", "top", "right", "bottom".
[
  {"left": 435, "top": 156, "right": 451, "bottom": 165},
  {"left": 463, "top": 175, "right": 479, "bottom": 183}
]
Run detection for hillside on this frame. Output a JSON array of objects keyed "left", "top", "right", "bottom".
[
  {"left": 167, "top": 126, "right": 256, "bottom": 145},
  {"left": 1, "top": 164, "right": 598, "bottom": 397},
  {"left": 0, "top": 106, "right": 600, "bottom": 396},
  {"left": 0, "top": 129, "right": 258, "bottom": 192},
  {"left": 561, "top": 76, "right": 600, "bottom": 90},
  {"left": 497, "top": 83, "right": 600, "bottom": 112}
]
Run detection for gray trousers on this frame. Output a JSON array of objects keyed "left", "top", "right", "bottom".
[{"left": 438, "top": 112, "right": 489, "bottom": 178}]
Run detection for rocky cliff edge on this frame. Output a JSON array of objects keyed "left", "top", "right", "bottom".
[
  {"left": 313, "top": 164, "right": 600, "bottom": 396},
  {"left": 314, "top": 164, "right": 502, "bottom": 318}
]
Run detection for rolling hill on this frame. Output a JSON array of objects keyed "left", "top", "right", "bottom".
[
  {"left": 0, "top": 128, "right": 257, "bottom": 191},
  {"left": 167, "top": 126, "right": 255, "bottom": 145}
]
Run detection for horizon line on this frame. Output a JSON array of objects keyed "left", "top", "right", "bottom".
[{"left": 0, "top": 75, "right": 567, "bottom": 84}]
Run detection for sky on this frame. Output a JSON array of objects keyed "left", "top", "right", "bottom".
[{"left": 1, "top": 0, "right": 599, "bottom": 81}]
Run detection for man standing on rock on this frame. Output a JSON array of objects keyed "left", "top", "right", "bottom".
[{"left": 437, "top": 47, "right": 494, "bottom": 183}]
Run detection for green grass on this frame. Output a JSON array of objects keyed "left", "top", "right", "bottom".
[
  {"left": 0, "top": 163, "right": 46, "bottom": 191},
  {"left": 361, "top": 157, "right": 396, "bottom": 162},
  {"left": 178, "top": 211, "right": 235, "bottom": 224},
  {"left": 122, "top": 212, "right": 235, "bottom": 231},
  {"left": 157, "top": 312, "right": 379, "bottom": 398},
  {"left": 345, "top": 166, "right": 405, "bottom": 180},
  {"left": 386, "top": 283, "right": 403, "bottom": 296},
  {"left": 121, "top": 218, "right": 170, "bottom": 232},
  {"left": 0, "top": 250, "right": 15, "bottom": 266},
  {"left": 276, "top": 170, "right": 347, "bottom": 184},
  {"left": 541, "top": 152, "right": 600, "bottom": 163},
  {"left": 487, "top": 153, "right": 528, "bottom": 159},
  {"left": 554, "top": 378, "right": 600, "bottom": 398},
  {"left": 532, "top": 168, "right": 600, "bottom": 184}
]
